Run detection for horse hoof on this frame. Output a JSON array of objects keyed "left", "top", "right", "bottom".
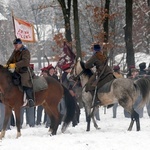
[
  {"left": 96, "top": 127, "right": 101, "bottom": 130},
  {"left": 16, "top": 132, "right": 21, "bottom": 139}
]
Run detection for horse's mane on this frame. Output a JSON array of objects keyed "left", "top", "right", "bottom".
[
  {"left": 80, "top": 61, "right": 93, "bottom": 77},
  {"left": 0, "top": 65, "right": 12, "bottom": 80},
  {"left": 0, "top": 65, "right": 10, "bottom": 74}
]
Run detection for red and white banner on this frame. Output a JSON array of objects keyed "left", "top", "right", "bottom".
[
  {"left": 13, "top": 17, "right": 35, "bottom": 42},
  {"left": 57, "top": 42, "right": 76, "bottom": 70}
]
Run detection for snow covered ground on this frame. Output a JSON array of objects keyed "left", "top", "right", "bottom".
[{"left": 0, "top": 106, "right": 150, "bottom": 150}]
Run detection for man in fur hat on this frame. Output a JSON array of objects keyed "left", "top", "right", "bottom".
[
  {"left": 85, "top": 44, "right": 115, "bottom": 107},
  {"left": 6, "top": 38, "right": 35, "bottom": 107}
]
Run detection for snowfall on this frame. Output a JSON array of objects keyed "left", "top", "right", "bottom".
[{"left": 0, "top": 106, "right": 150, "bottom": 150}]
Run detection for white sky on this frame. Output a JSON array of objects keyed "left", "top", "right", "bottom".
[{"left": 0, "top": 106, "right": 150, "bottom": 150}]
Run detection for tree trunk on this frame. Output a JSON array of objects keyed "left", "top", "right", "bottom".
[
  {"left": 125, "top": 0, "right": 135, "bottom": 68},
  {"left": 73, "top": 0, "right": 82, "bottom": 58},
  {"left": 103, "top": 0, "right": 110, "bottom": 43},
  {"left": 58, "top": 0, "right": 72, "bottom": 42}
]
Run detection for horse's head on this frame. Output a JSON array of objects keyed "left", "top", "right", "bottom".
[
  {"left": 69, "top": 57, "right": 83, "bottom": 81},
  {"left": 70, "top": 57, "right": 93, "bottom": 81}
]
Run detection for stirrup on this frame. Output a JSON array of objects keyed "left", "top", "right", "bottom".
[
  {"left": 28, "top": 99, "right": 35, "bottom": 107},
  {"left": 91, "top": 100, "right": 100, "bottom": 108}
]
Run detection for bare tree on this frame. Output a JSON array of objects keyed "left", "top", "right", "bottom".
[
  {"left": 73, "top": 0, "right": 82, "bottom": 58},
  {"left": 57, "top": 0, "right": 72, "bottom": 42},
  {"left": 124, "top": 0, "right": 135, "bottom": 68}
]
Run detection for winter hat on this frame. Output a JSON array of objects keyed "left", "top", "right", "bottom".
[
  {"left": 30, "top": 64, "right": 34, "bottom": 70},
  {"left": 129, "top": 65, "right": 135, "bottom": 69},
  {"left": 61, "top": 63, "right": 71, "bottom": 71},
  {"left": 93, "top": 44, "right": 101, "bottom": 51},
  {"left": 13, "top": 38, "right": 22, "bottom": 44},
  {"left": 139, "top": 62, "right": 146, "bottom": 70},
  {"left": 41, "top": 67, "right": 48, "bottom": 72},
  {"left": 47, "top": 64, "right": 54, "bottom": 70},
  {"left": 113, "top": 65, "right": 120, "bottom": 71}
]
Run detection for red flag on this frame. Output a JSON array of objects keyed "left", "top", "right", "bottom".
[{"left": 57, "top": 42, "right": 76, "bottom": 70}]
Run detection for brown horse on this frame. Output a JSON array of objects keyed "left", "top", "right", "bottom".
[{"left": 0, "top": 65, "right": 76, "bottom": 139}]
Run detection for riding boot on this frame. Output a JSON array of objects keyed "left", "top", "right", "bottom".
[
  {"left": 23, "top": 86, "right": 35, "bottom": 107},
  {"left": 90, "top": 90, "right": 101, "bottom": 108},
  {"left": 92, "top": 95, "right": 101, "bottom": 108}
]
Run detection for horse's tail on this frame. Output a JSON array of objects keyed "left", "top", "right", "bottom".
[
  {"left": 61, "top": 86, "right": 76, "bottom": 132},
  {"left": 134, "top": 77, "right": 150, "bottom": 106}
]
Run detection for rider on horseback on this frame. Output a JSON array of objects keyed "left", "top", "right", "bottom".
[
  {"left": 6, "top": 38, "right": 35, "bottom": 107},
  {"left": 85, "top": 44, "right": 115, "bottom": 107}
]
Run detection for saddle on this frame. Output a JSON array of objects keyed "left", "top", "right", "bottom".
[{"left": 11, "top": 73, "right": 48, "bottom": 92}]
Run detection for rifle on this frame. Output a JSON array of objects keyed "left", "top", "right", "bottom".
[{"left": 92, "top": 58, "right": 109, "bottom": 87}]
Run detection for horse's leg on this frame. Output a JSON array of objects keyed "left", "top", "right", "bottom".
[
  {"left": 84, "top": 104, "right": 92, "bottom": 131},
  {"left": 44, "top": 105, "right": 60, "bottom": 135},
  {"left": 128, "top": 118, "right": 134, "bottom": 131},
  {"left": 132, "top": 109, "right": 140, "bottom": 131},
  {"left": 14, "top": 108, "right": 21, "bottom": 138},
  {"left": 50, "top": 115, "right": 60, "bottom": 135},
  {"left": 0, "top": 105, "right": 12, "bottom": 140},
  {"left": 91, "top": 107, "right": 100, "bottom": 130},
  {"left": 128, "top": 109, "right": 140, "bottom": 131}
]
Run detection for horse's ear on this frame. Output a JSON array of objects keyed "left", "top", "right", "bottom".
[
  {"left": 74, "top": 57, "right": 80, "bottom": 63},
  {"left": 77, "top": 57, "right": 81, "bottom": 61}
]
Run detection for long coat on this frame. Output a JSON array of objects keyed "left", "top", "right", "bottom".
[
  {"left": 7, "top": 45, "right": 33, "bottom": 87},
  {"left": 85, "top": 51, "right": 115, "bottom": 91}
]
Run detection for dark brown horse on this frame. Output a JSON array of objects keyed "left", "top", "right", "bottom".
[{"left": 0, "top": 65, "right": 76, "bottom": 139}]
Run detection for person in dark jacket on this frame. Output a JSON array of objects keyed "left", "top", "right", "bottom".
[
  {"left": 139, "top": 62, "right": 147, "bottom": 77},
  {"left": 85, "top": 44, "right": 115, "bottom": 106},
  {"left": 6, "top": 38, "right": 35, "bottom": 107}
]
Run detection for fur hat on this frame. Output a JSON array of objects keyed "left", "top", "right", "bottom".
[
  {"left": 41, "top": 67, "right": 48, "bottom": 72},
  {"left": 113, "top": 65, "right": 120, "bottom": 71},
  {"left": 47, "top": 64, "right": 54, "bottom": 70},
  {"left": 13, "top": 38, "right": 22, "bottom": 44},
  {"left": 129, "top": 65, "right": 135, "bottom": 69},
  {"left": 93, "top": 44, "right": 101, "bottom": 51},
  {"left": 61, "top": 63, "right": 71, "bottom": 71},
  {"left": 30, "top": 64, "right": 34, "bottom": 70},
  {"left": 139, "top": 62, "right": 146, "bottom": 70}
]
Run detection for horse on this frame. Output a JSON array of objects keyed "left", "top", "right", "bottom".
[
  {"left": 0, "top": 65, "right": 76, "bottom": 139},
  {"left": 70, "top": 58, "right": 150, "bottom": 131},
  {"left": 70, "top": 59, "right": 101, "bottom": 131}
]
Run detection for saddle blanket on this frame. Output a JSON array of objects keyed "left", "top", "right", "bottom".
[
  {"left": 98, "top": 79, "right": 114, "bottom": 93},
  {"left": 33, "top": 76, "right": 48, "bottom": 92}
]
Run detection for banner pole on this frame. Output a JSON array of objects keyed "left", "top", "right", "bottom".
[{"left": 11, "top": 10, "right": 17, "bottom": 38}]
